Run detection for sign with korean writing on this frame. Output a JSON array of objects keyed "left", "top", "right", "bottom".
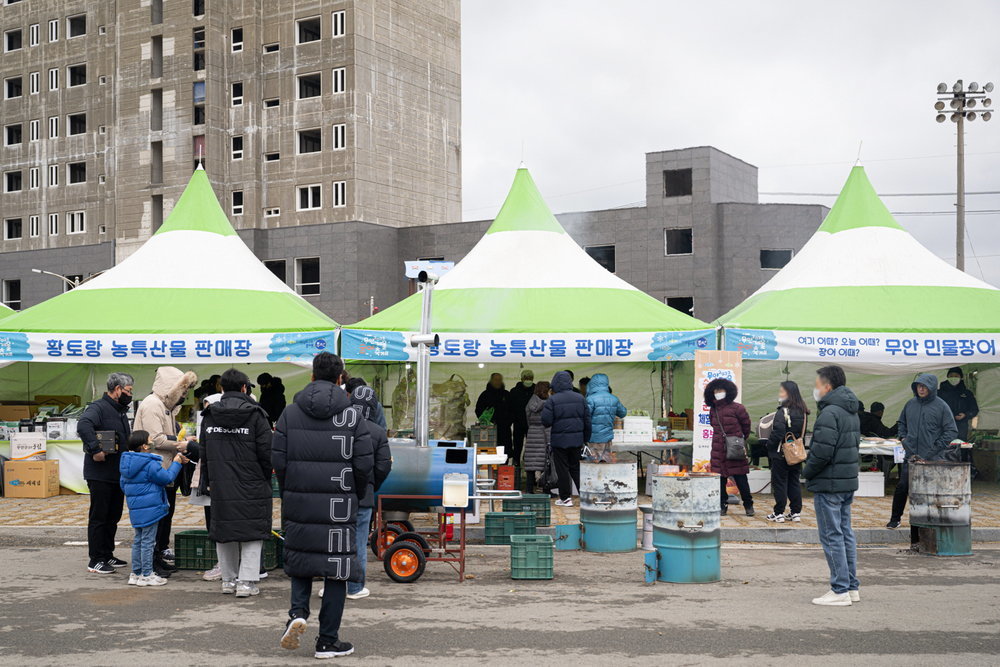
[
  {"left": 693, "top": 350, "right": 742, "bottom": 474},
  {"left": 724, "top": 328, "right": 1000, "bottom": 364},
  {"left": 0, "top": 330, "right": 338, "bottom": 365},
  {"left": 340, "top": 328, "right": 716, "bottom": 363}
]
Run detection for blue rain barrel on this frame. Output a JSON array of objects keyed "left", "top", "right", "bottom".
[
  {"left": 910, "top": 461, "right": 973, "bottom": 556},
  {"left": 579, "top": 462, "right": 637, "bottom": 553},
  {"left": 376, "top": 438, "right": 476, "bottom": 511},
  {"left": 652, "top": 473, "right": 721, "bottom": 583}
]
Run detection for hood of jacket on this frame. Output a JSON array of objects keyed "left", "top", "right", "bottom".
[
  {"left": 911, "top": 373, "right": 939, "bottom": 402},
  {"left": 151, "top": 366, "right": 198, "bottom": 407},
  {"left": 704, "top": 378, "right": 738, "bottom": 407},
  {"left": 294, "top": 380, "right": 352, "bottom": 420},
  {"left": 120, "top": 450, "right": 161, "bottom": 479},
  {"left": 819, "top": 385, "right": 860, "bottom": 414},
  {"left": 551, "top": 371, "right": 574, "bottom": 393},
  {"left": 205, "top": 391, "right": 263, "bottom": 428},
  {"left": 350, "top": 385, "right": 380, "bottom": 423},
  {"left": 527, "top": 393, "right": 546, "bottom": 412},
  {"left": 588, "top": 373, "right": 610, "bottom": 394}
]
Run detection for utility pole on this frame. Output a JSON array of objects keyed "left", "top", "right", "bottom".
[{"left": 935, "top": 80, "right": 993, "bottom": 272}]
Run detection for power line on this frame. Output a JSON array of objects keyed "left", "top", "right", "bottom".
[{"left": 760, "top": 190, "right": 1000, "bottom": 197}]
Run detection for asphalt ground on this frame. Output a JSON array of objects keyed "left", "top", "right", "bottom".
[{"left": 1, "top": 532, "right": 998, "bottom": 666}]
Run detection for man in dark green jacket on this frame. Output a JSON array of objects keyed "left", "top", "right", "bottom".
[
  {"left": 887, "top": 373, "right": 959, "bottom": 538},
  {"left": 803, "top": 365, "right": 860, "bottom": 607}
]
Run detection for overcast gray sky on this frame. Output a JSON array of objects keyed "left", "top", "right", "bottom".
[{"left": 461, "top": 0, "right": 1000, "bottom": 285}]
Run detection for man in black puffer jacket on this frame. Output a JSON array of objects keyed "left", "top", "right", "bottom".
[
  {"left": 199, "top": 368, "right": 273, "bottom": 597},
  {"left": 803, "top": 365, "right": 860, "bottom": 607},
  {"left": 541, "top": 370, "right": 591, "bottom": 507},
  {"left": 273, "top": 352, "right": 373, "bottom": 660}
]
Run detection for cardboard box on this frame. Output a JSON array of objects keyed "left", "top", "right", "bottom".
[
  {"left": 0, "top": 406, "right": 32, "bottom": 422},
  {"left": 10, "top": 432, "right": 47, "bottom": 461},
  {"left": 856, "top": 471, "right": 885, "bottom": 497},
  {"left": 33, "top": 395, "right": 81, "bottom": 410},
  {"left": 45, "top": 420, "right": 65, "bottom": 441},
  {"left": 3, "top": 460, "right": 60, "bottom": 498},
  {"left": 0, "top": 421, "right": 18, "bottom": 441}
]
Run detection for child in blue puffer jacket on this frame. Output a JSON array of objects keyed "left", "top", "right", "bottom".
[
  {"left": 585, "top": 374, "right": 626, "bottom": 463},
  {"left": 120, "top": 430, "right": 187, "bottom": 587}
]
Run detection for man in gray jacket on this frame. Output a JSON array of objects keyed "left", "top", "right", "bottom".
[{"left": 887, "top": 373, "right": 959, "bottom": 540}]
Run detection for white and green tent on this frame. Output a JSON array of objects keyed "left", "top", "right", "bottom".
[
  {"left": 719, "top": 166, "right": 1000, "bottom": 371},
  {"left": 342, "top": 166, "right": 715, "bottom": 363},
  {"left": 0, "top": 167, "right": 338, "bottom": 365}
]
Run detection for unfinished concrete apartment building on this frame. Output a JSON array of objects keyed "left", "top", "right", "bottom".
[{"left": 0, "top": 0, "right": 461, "bottom": 322}]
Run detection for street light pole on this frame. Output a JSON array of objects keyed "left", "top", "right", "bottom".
[
  {"left": 935, "top": 79, "right": 993, "bottom": 273},
  {"left": 31, "top": 268, "right": 80, "bottom": 290}
]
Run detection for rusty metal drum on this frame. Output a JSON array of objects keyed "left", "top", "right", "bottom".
[
  {"left": 909, "top": 461, "right": 972, "bottom": 526},
  {"left": 651, "top": 473, "right": 721, "bottom": 583},
  {"left": 579, "top": 462, "right": 638, "bottom": 553}
]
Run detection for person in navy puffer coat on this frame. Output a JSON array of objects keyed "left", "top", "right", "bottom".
[
  {"left": 541, "top": 371, "right": 591, "bottom": 506},
  {"left": 585, "top": 374, "right": 626, "bottom": 463},
  {"left": 120, "top": 430, "right": 184, "bottom": 583}
]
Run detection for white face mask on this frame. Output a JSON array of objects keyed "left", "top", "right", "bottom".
[
  {"left": 947, "top": 377, "right": 960, "bottom": 386},
  {"left": 777, "top": 396, "right": 787, "bottom": 404},
  {"left": 813, "top": 388, "right": 823, "bottom": 402},
  {"left": 714, "top": 391, "right": 727, "bottom": 401}
]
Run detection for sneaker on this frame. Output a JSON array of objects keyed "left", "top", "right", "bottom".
[
  {"left": 720, "top": 506, "right": 728, "bottom": 516},
  {"left": 259, "top": 570, "right": 268, "bottom": 579},
  {"left": 811, "top": 590, "right": 851, "bottom": 606},
  {"left": 139, "top": 574, "right": 168, "bottom": 587},
  {"left": 88, "top": 561, "right": 115, "bottom": 575},
  {"left": 153, "top": 566, "right": 173, "bottom": 579},
  {"left": 235, "top": 581, "right": 260, "bottom": 598},
  {"left": 222, "top": 580, "right": 237, "bottom": 595},
  {"left": 849, "top": 589, "right": 860, "bottom": 603},
  {"left": 161, "top": 548, "right": 175, "bottom": 561},
  {"left": 127, "top": 572, "right": 140, "bottom": 585},
  {"left": 765, "top": 513, "right": 785, "bottom": 523},
  {"left": 280, "top": 616, "right": 308, "bottom": 651},
  {"left": 155, "top": 557, "right": 178, "bottom": 573},
  {"left": 202, "top": 564, "right": 223, "bottom": 581},
  {"left": 554, "top": 498, "right": 573, "bottom": 507},
  {"left": 315, "top": 640, "right": 354, "bottom": 659},
  {"left": 886, "top": 519, "right": 901, "bottom": 529},
  {"left": 744, "top": 506, "right": 755, "bottom": 517},
  {"left": 787, "top": 513, "right": 802, "bottom": 522},
  {"left": 108, "top": 556, "right": 128, "bottom": 569},
  {"left": 346, "top": 587, "right": 370, "bottom": 600}
]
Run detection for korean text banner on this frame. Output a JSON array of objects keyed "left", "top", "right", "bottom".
[
  {"left": 341, "top": 329, "right": 717, "bottom": 362},
  {"left": 724, "top": 328, "right": 999, "bottom": 364},
  {"left": 0, "top": 331, "right": 338, "bottom": 365}
]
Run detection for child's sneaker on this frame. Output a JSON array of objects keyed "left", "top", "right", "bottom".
[
  {"left": 280, "top": 616, "right": 308, "bottom": 650},
  {"left": 127, "top": 572, "right": 141, "bottom": 585},
  {"left": 138, "top": 574, "right": 168, "bottom": 587}
]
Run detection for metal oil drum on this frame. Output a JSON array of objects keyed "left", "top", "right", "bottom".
[
  {"left": 579, "top": 462, "right": 638, "bottom": 553},
  {"left": 651, "top": 473, "right": 721, "bottom": 583},
  {"left": 909, "top": 461, "right": 972, "bottom": 556}
]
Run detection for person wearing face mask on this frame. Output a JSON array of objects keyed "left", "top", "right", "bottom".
[
  {"left": 938, "top": 367, "right": 978, "bottom": 444},
  {"left": 765, "top": 381, "right": 810, "bottom": 523},
  {"left": 77, "top": 372, "right": 135, "bottom": 575},
  {"left": 802, "top": 365, "right": 860, "bottom": 606},
  {"left": 705, "top": 378, "right": 754, "bottom": 517},
  {"left": 506, "top": 370, "right": 535, "bottom": 471},
  {"left": 133, "top": 366, "right": 199, "bottom": 577}
]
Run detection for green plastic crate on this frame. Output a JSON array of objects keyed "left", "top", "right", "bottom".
[
  {"left": 484, "top": 511, "right": 536, "bottom": 545},
  {"left": 174, "top": 529, "right": 279, "bottom": 571},
  {"left": 510, "top": 534, "right": 554, "bottom": 580},
  {"left": 502, "top": 493, "right": 552, "bottom": 527}
]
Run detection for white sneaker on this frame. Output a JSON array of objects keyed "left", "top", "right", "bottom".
[
  {"left": 202, "top": 564, "right": 223, "bottom": 581},
  {"left": 765, "top": 513, "right": 785, "bottom": 523},
  {"left": 222, "top": 580, "right": 237, "bottom": 595},
  {"left": 139, "top": 574, "right": 168, "bottom": 587},
  {"left": 849, "top": 589, "right": 860, "bottom": 603},
  {"left": 555, "top": 498, "right": 573, "bottom": 507},
  {"left": 127, "top": 572, "right": 140, "bottom": 585},
  {"left": 259, "top": 570, "right": 268, "bottom": 579},
  {"left": 235, "top": 581, "right": 260, "bottom": 597},
  {"left": 787, "top": 513, "right": 802, "bottom": 522},
  {"left": 811, "top": 590, "right": 851, "bottom": 606},
  {"left": 346, "top": 587, "right": 370, "bottom": 600}
]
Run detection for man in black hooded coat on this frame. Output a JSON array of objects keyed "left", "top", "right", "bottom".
[{"left": 273, "top": 352, "right": 373, "bottom": 659}]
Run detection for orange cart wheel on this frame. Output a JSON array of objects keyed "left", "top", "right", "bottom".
[
  {"left": 394, "top": 531, "right": 433, "bottom": 556},
  {"left": 370, "top": 524, "right": 402, "bottom": 557},
  {"left": 383, "top": 541, "right": 426, "bottom": 583}
]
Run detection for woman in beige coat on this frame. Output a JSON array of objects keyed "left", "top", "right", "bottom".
[{"left": 133, "top": 366, "right": 198, "bottom": 574}]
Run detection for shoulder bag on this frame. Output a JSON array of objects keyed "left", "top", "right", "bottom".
[
  {"left": 715, "top": 410, "right": 748, "bottom": 462},
  {"left": 781, "top": 408, "right": 808, "bottom": 465}
]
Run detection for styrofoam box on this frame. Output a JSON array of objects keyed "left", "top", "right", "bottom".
[
  {"left": 856, "top": 471, "right": 885, "bottom": 497},
  {"left": 746, "top": 469, "right": 772, "bottom": 494}
]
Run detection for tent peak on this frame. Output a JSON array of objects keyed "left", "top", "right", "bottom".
[
  {"left": 816, "top": 166, "right": 905, "bottom": 234},
  {"left": 153, "top": 168, "right": 238, "bottom": 237},
  {"left": 485, "top": 167, "right": 567, "bottom": 235}
]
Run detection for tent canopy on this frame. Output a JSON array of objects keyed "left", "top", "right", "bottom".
[
  {"left": 342, "top": 166, "right": 715, "bottom": 363},
  {"left": 719, "top": 166, "right": 1000, "bottom": 371},
  {"left": 0, "top": 167, "right": 338, "bottom": 365}
]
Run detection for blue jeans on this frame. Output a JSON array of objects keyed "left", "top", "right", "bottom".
[
  {"left": 348, "top": 506, "right": 372, "bottom": 595},
  {"left": 131, "top": 524, "right": 157, "bottom": 576},
  {"left": 813, "top": 491, "right": 859, "bottom": 594}
]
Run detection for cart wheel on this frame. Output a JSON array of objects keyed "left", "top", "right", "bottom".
[
  {"left": 394, "top": 531, "right": 432, "bottom": 556},
  {"left": 370, "top": 524, "right": 403, "bottom": 557},
  {"left": 383, "top": 541, "right": 426, "bottom": 583},
  {"left": 389, "top": 520, "right": 415, "bottom": 533}
]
